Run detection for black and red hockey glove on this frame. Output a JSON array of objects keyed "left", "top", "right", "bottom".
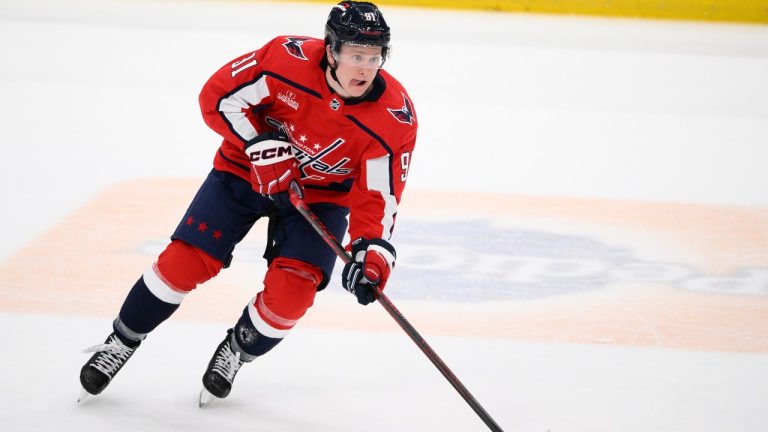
[
  {"left": 341, "top": 238, "right": 396, "bottom": 305},
  {"left": 244, "top": 130, "right": 302, "bottom": 208}
]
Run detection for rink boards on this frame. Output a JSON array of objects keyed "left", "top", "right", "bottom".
[
  {"left": 0, "top": 178, "right": 766, "bottom": 353},
  {"left": 298, "top": 0, "right": 768, "bottom": 24}
]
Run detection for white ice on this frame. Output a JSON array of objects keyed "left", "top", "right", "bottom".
[{"left": 1, "top": 0, "right": 768, "bottom": 431}]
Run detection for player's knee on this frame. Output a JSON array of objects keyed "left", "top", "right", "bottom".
[
  {"left": 261, "top": 257, "right": 323, "bottom": 321},
  {"left": 155, "top": 240, "right": 223, "bottom": 292}
]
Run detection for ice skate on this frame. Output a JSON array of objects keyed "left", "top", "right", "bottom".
[
  {"left": 79, "top": 332, "right": 139, "bottom": 400},
  {"left": 199, "top": 329, "right": 244, "bottom": 407}
]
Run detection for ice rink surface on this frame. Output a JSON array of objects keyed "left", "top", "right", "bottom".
[{"left": 1, "top": 0, "right": 768, "bottom": 431}]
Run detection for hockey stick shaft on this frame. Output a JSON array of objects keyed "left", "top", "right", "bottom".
[{"left": 288, "top": 185, "right": 504, "bottom": 432}]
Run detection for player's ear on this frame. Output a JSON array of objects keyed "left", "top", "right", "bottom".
[{"left": 325, "top": 45, "right": 335, "bottom": 66}]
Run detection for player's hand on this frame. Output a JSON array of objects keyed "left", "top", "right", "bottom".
[
  {"left": 341, "top": 238, "right": 396, "bottom": 305},
  {"left": 244, "top": 130, "right": 302, "bottom": 207}
]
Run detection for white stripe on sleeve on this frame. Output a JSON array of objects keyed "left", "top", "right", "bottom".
[
  {"left": 366, "top": 155, "right": 398, "bottom": 240},
  {"left": 218, "top": 76, "right": 270, "bottom": 142}
]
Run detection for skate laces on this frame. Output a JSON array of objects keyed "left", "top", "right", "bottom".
[
  {"left": 83, "top": 335, "right": 135, "bottom": 377},
  {"left": 212, "top": 342, "right": 242, "bottom": 383}
]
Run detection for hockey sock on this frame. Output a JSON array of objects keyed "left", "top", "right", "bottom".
[
  {"left": 227, "top": 258, "right": 322, "bottom": 359},
  {"left": 115, "top": 269, "right": 185, "bottom": 344},
  {"left": 231, "top": 304, "right": 284, "bottom": 360}
]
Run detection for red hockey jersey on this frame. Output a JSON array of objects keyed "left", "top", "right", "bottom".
[{"left": 198, "top": 36, "right": 417, "bottom": 243}]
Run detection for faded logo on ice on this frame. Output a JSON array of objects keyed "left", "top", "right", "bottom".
[
  {"left": 389, "top": 220, "right": 768, "bottom": 302},
  {"left": 135, "top": 220, "right": 768, "bottom": 302}
]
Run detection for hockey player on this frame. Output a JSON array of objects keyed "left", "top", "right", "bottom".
[{"left": 78, "top": 1, "right": 417, "bottom": 405}]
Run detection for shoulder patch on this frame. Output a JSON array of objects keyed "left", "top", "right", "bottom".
[
  {"left": 387, "top": 93, "right": 415, "bottom": 125},
  {"left": 282, "top": 37, "right": 310, "bottom": 60}
]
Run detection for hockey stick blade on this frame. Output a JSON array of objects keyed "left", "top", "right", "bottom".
[{"left": 288, "top": 185, "right": 504, "bottom": 432}]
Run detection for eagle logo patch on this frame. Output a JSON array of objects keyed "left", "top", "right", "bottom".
[
  {"left": 282, "top": 37, "right": 309, "bottom": 61},
  {"left": 387, "top": 94, "right": 415, "bottom": 125}
]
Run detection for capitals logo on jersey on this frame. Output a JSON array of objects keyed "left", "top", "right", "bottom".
[
  {"left": 265, "top": 116, "right": 351, "bottom": 180},
  {"left": 387, "top": 94, "right": 415, "bottom": 125},
  {"left": 294, "top": 138, "right": 352, "bottom": 180},
  {"left": 282, "top": 37, "right": 310, "bottom": 60}
]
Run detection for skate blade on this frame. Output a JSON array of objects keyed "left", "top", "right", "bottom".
[
  {"left": 77, "top": 388, "right": 94, "bottom": 404},
  {"left": 198, "top": 388, "right": 217, "bottom": 407}
]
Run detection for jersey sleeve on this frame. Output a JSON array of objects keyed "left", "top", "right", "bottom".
[
  {"left": 346, "top": 130, "right": 417, "bottom": 243},
  {"left": 198, "top": 39, "right": 278, "bottom": 146}
]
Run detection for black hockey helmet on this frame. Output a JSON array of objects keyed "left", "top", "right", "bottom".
[{"left": 325, "top": 1, "right": 390, "bottom": 57}]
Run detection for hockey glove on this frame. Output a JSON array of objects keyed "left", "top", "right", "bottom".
[
  {"left": 341, "top": 238, "right": 396, "bottom": 305},
  {"left": 245, "top": 130, "right": 302, "bottom": 208}
]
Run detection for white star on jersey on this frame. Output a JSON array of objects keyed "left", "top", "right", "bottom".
[{"left": 300, "top": 135, "right": 307, "bottom": 143}]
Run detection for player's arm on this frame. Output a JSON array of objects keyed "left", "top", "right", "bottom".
[
  {"left": 198, "top": 41, "right": 276, "bottom": 146},
  {"left": 341, "top": 135, "right": 416, "bottom": 305},
  {"left": 198, "top": 39, "right": 302, "bottom": 204}
]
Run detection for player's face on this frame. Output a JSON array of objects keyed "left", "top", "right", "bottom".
[{"left": 327, "top": 44, "right": 383, "bottom": 98}]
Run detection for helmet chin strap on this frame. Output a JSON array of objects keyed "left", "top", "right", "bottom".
[
  {"left": 328, "top": 55, "right": 363, "bottom": 100},
  {"left": 326, "top": 43, "right": 345, "bottom": 88},
  {"left": 329, "top": 57, "right": 344, "bottom": 88}
]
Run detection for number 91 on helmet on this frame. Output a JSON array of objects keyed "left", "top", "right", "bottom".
[{"left": 325, "top": 1, "right": 391, "bottom": 68}]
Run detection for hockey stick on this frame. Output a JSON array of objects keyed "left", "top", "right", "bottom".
[{"left": 288, "top": 184, "right": 504, "bottom": 432}]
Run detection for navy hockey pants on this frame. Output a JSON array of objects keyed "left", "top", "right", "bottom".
[{"left": 170, "top": 168, "right": 349, "bottom": 288}]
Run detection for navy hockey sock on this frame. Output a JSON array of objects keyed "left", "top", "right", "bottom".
[
  {"left": 115, "top": 275, "right": 180, "bottom": 344},
  {"left": 231, "top": 307, "right": 283, "bottom": 360}
]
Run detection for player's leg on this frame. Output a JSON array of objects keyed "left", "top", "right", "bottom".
[
  {"left": 80, "top": 169, "right": 270, "bottom": 397},
  {"left": 201, "top": 203, "right": 349, "bottom": 399}
]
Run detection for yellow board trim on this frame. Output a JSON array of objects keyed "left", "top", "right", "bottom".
[{"left": 275, "top": 0, "right": 768, "bottom": 24}]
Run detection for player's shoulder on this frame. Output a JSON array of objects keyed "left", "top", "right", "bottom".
[
  {"left": 377, "top": 69, "right": 417, "bottom": 126},
  {"left": 357, "top": 70, "right": 418, "bottom": 146},
  {"left": 259, "top": 35, "right": 325, "bottom": 66}
]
